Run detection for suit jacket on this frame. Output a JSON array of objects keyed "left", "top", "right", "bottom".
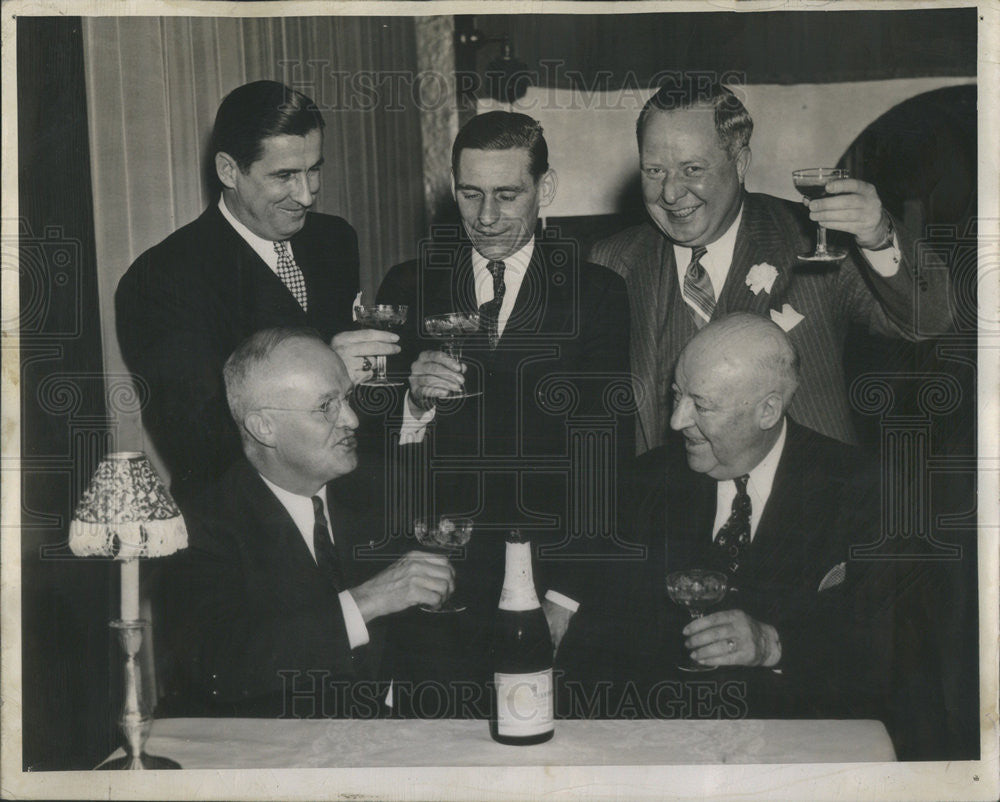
[
  {"left": 115, "top": 203, "right": 360, "bottom": 503},
  {"left": 558, "top": 420, "right": 893, "bottom": 720},
  {"left": 163, "top": 458, "right": 388, "bottom": 718},
  {"left": 374, "top": 233, "right": 635, "bottom": 714},
  {"left": 590, "top": 192, "right": 953, "bottom": 453}
]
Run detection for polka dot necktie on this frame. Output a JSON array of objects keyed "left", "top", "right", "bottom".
[{"left": 714, "top": 474, "right": 752, "bottom": 574}]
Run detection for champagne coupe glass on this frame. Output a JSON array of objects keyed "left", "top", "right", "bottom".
[
  {"left": 793, "top": 167, "right": 849, "bottom": 262},
  {"left": 413, "top": 515, "right": 473, "bottom": 613},
  {"left": 424, "top": 312, "right": 482, "bottom": 399},
  {"left": 665, "top": 569, "right": 729, "bottom": 672},
  {"left": 353, "top": 303, "right": 408, "bottom": 386}
]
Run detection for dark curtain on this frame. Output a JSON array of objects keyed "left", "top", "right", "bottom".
[{"left": 18, "top": 17, "right": 115, "bottom": 770}]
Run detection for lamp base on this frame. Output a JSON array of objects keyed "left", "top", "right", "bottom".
[{"left": 100, "top": 753, "right": 182, "bottom": 770}]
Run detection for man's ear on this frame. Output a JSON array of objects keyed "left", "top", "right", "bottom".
[
  {"left": 243, "top": 410, "right": 277, "bottom": 448},
  {"left": 537, "top": 169, "right": 558, "bottom": 209},
  {"left": 757, "top": 391, "right": 783, "bottom": 431},
  {"left": 215, "top": 151, "right": 240, "bottom": 190},
  {"left": 735, "top": 146, "right": 751, "bottom": 184}
]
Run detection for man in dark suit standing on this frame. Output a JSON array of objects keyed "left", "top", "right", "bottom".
[
  {"left": 116, "top": 80, "right": 397, "bottom": 504},
  {"left": 559, "top": 313, "right": 891, "bottom": 720},
  {"left": 167, "top": 328, "right": 453, "bottom": 717},
  {"left": 591, "top": 79, "right": 952, "bottom": 454},
  {"left": 376, "top": 112, "right": 634, "bottom": 712}
]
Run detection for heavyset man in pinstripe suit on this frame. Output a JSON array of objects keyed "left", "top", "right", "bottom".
[{"left": 591, "top": 80, "right": 952, "bottom": 454}]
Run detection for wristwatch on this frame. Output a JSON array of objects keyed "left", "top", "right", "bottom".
[{"left": 867, "top": 211, "right": 895, "bottom": 251}]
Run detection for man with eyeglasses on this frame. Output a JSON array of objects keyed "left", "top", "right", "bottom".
[
  {"left": 590, "top": 78, "right": 951, "bottom": 455},
  {"left": 165, "top": 327, "right": 453, "bottom": 717}
]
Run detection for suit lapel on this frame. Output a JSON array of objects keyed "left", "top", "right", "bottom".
[
  {"left": 717, "top": 193, "right": 790, "bottom": 318},
  {"left": 208, "top": 205, "right": 307, "bottom": 326},
  {"left": 743, "top": 424, "right": 807, "bottom": 587},
  {"left": 237, "top": 465, "right": 324, "bottom": 600},
  {"left": 625, "top": 229, "right": 672, "bottom": 453}
]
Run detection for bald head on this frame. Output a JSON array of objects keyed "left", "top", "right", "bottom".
[
  {"left": 670, "top": 313, "right": 798, "bottom": 479},
  {"left": 684, "top": 313, "right": 799, "bottom": 405}
]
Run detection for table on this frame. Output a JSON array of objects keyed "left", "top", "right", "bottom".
[{"left": 105, "top": 717, "right": 895, "bottom": 768}]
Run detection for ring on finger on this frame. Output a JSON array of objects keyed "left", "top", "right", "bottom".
[{"left": 727, "top": 638, "right": 736, "bottom": 653}]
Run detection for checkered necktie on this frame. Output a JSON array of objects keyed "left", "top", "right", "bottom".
[
  {"left": 478, "top": 260, "right": 506, "bottom": 349},
  {"left": 714, "top": 474, "right": 751, "bottom": 574},
  {"left": 312, "top": 495, "right": 343, "bottom": 590},
  {"left": 274, "top": 240, "right": 308, "bottom": 311},
  {"left": 682, "top": 246, "right": 714, "bottom": 327}
]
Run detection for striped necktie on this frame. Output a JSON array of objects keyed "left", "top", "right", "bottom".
[
  {"left": 682, "top": 246, "right": 714, "bottom": 327},
  {"left": 274, "top": 240, "right": 308, "bottom": 311},
  {"left": 312, "top": 495, "right": 343, "bottom": 590}
]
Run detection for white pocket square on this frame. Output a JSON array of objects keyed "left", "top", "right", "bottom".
[
  {"left": 770, "top": 303, "right": 804, "bottom": 332},
  {"left": 818, "top": 562, "right": 846, "bottom": 592}
]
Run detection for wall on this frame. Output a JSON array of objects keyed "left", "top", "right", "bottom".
[{"left": 481, "top": 77, "right": 976, "bottom": 222}]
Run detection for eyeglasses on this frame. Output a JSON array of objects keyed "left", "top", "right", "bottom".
[{"left": 258, "top": 395, "right": 350, "bottom": 424}]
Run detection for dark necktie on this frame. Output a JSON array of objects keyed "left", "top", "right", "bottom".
[
  {"left": 714, "top": 475, "right": 752, "bottom": 574},
  {"left": 682, "top": 246, "right": 714, "bottom": 328},
  {"left": 274, "top": 240, "right": 308, "bottom": 311},
  {"left": 478, "top": 260, "right": 507, "bottom": 349},
  {"left": 312, "top": 495, "right": 343, "bottom": 589}
]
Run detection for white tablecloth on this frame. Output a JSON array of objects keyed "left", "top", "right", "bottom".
[{"left": 114, "top": 717, "right": 895, "bottom": 768}]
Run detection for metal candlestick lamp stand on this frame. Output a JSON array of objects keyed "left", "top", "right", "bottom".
[{"left": 69, "top": 451, "right": 188, "bottom": 769}]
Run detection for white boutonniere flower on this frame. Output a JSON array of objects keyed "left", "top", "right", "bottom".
[{"left": 745, "top": 263, "right": 779, "bottom": 296}]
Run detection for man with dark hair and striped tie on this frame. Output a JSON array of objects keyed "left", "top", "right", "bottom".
[
  {"left": 376, "top": 111, "right": 634, "bottom": 713},
  {"left": 165, "top": 327, "right": 453, "bottom": 716},
  {"left": 590, "top": 78, "right": 952, "bottom": 455},
  {"left": 560, "top": 313, "right": 893, "bottom": 720}
]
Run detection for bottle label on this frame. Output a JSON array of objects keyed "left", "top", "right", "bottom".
[
  {"left": 494, "top": 670, "right": 554, "bottom": 737},
  {"left": 498, "top": 541, "right": 540, "bottom": 611}
]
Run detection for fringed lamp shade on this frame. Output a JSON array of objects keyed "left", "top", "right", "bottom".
[{"left": 69, "top": 452, "right": 187, "bottom": 559}]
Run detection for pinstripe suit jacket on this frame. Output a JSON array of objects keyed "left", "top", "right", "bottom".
[{"left": 590, "top": 192, "right": 952, "bottom": 453}]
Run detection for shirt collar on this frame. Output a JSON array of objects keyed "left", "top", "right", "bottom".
[
  {"left": 713, "top": 417, "right": 787, "bottom": 541},
  {"left": 218, "top": 195, "right": 282, "bottom": 271},
  {"left": 258, "top": 472, "right": 329, "bottom": 558},
  {"left": 672, "top": 201, "right": 744, "bottom": 298},
  {"left": 471, "top": 236, "right": 535, "bottom": 278}
]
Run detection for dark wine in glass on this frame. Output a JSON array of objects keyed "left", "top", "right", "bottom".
[{"left": 793, "top": 167, "right": 849, "bottom": 262}]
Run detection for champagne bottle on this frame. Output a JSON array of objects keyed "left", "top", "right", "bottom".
[{"left": 489, "top": 530, "right": 554, "bottom": 745}]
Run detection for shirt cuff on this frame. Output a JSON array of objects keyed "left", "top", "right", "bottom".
[
  {"left": 544, "top": 589, "right": 580, "bottom": 613},
  {"left": 399, "top": 391, "right": 435, "bottom": 445},
  {"left": 339, "top": 590, "right": 370, "bottom": 650},
  {"left": 861, "top": 236, "right": 901, "bottom": 277}
]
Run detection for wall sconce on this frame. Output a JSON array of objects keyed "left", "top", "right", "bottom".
[{"left": 457, "top": 29, "right": 532, "bottom": 104}]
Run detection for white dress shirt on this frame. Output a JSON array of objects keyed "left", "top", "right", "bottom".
[
  {"left": 218, "top": 196, "right": 297, "bottom": 272},
  {"left": 258, "top": 474, "right": 370, "bottom": 649},
  {"left": 674, "top": 201, "right": 901, "bottom": 322},
  {"left": 399, "top": 237, "right": 536, "bottom": 443},
  {"left": 712, "top": 419, "right": 787, "bottom": 542}
]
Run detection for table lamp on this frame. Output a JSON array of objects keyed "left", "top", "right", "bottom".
[{"left": 69, "top": 451, "right": 188, "bottom": 770}]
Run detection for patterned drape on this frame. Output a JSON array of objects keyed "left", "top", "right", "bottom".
[{"left": 82, "top": 15, "right": 427, "bottom": 461}]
